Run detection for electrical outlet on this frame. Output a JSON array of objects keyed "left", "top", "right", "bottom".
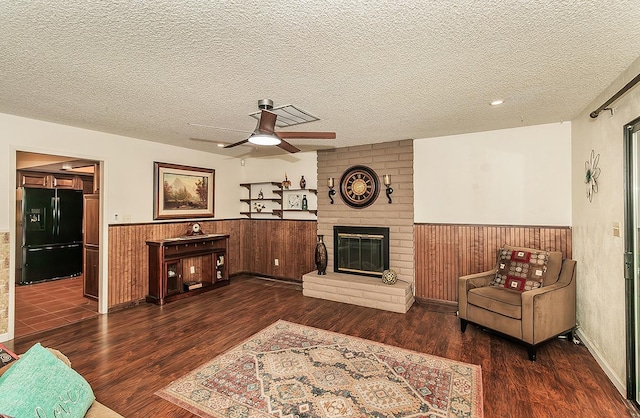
[
  {"left": 190, "top": 266, "right": 195, "bottom": 274},
  {"left": 274, "top": 258, "right": 279, "bottom": 266},
  {"left": 122, "top": 214, "right": 131, "bottom": 222}
]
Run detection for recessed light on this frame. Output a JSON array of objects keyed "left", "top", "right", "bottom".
[
  {"left": 490, "top": 99, "right": 504, "bottom": 106},
  {"left": 217, "top": 143, "right": 225, "bottom": 148}
]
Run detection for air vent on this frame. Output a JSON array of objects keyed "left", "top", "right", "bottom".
[{"left": 249, "top": 104, "right": 320, "bottom": 128}]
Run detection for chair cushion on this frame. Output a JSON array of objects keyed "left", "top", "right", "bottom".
[
  {"left": 490, "top": 247, "right": 550, "bottom": 291},
  {"left": 467, "top": 286, "right": 522, "bottom": 319}
]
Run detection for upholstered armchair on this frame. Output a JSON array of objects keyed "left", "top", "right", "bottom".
[{"left": 458, "top": 245, "right": 576, "bottom": 361}]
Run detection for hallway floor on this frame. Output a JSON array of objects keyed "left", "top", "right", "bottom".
[{"left": 15, "top": 277, "right": 98, "bottom": 338}]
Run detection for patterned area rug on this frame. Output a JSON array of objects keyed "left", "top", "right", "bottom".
[{"left": 157, "top": 320, "right": 483, "bottom": 417}]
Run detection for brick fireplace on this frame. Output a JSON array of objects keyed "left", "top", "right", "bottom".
[{"left": 302, "top": 140, "right": 415, "bottom": 313}]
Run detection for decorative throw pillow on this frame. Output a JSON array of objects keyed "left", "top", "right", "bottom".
[
  {"left": 491, "top": 248, "right": 550, "bottom": 292},
  {"left": 0, "top": 343, "right": 95, "bottom": 418}
]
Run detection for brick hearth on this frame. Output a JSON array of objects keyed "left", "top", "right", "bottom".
[{"left": 302, "top": 271, "right": 414, "bottom": 313}]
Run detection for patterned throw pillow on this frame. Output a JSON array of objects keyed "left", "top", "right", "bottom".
[{"left": 491, "top": 248, "right": 549, "bottom": 292}]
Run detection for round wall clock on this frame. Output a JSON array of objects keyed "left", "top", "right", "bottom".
[{"left": 339, "top": 165, "right": 380, "bottom": 208}]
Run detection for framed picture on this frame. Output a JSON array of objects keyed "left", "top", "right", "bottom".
[
  {"left": 287, "top": 193, "right": 301, "bottom": 209},
  {"left": 153, "top": 162, "right": 215, "bottom": 220}
]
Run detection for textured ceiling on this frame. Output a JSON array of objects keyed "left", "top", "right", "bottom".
[{"left": 1, "top": 1, "right": 640, "bottom": 157}]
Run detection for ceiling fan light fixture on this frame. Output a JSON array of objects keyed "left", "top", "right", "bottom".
[{"left": 248, "top": 133, "right": 281, "bottom": 146}]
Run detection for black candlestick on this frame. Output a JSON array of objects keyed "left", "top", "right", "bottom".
[{"left": 385, "top": 185, "right": 393, "bottom": 204}]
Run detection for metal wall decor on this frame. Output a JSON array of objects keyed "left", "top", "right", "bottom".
[
  {"left": 585, "top": 149, "right": 601, "bottom": 202},
  {"left": 327, "top": 178, "right": 336, "bottom": 204}
]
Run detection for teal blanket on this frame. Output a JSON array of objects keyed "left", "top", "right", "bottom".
[{"left": 0, "top": 343, "right": 95, "bottom": 417}]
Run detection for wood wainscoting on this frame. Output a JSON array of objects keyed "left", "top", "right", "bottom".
[
  {"left": 240, "top": 219, "right": 317, "bottom": 281},
  {"left": 107, "top": 219, "right": 317, "bottom": 308},
  {"left": 414, "top": 223, "right": 572, "bottom": 303}
]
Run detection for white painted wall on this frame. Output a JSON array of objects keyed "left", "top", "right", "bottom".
[
  {"left": 414, "top": 122, "right": 572, "bottom": 226},
  {"left": 1, "top": 114, "right": 241, "bottom": 226},
  {"left": 571, "top": 56, "right": 640, "bottom": 395}
]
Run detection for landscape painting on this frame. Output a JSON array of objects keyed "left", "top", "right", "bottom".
[{"left": 153, "top": 162, "right": 215, "bottom": 219}]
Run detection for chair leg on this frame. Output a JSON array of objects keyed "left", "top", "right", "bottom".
[
  {"left": 460, "top": 318, "right": 468, "bottom": 333},
  {"left": 527, "top": 345, "right": 537, "bottom": 362}
]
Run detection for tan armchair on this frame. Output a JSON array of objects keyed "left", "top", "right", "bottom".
[{"left": 458, "top": 245, "right": 576, "bottom": 361}]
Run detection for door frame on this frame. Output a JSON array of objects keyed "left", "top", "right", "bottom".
[
  {"left": 623, "top": 116, "right": 640, "bottom": 404},
  {"left": 6, "top": 149, "right": 106, "bottom": 341}
]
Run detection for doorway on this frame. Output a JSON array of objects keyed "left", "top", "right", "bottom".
[
  {"left": 14, "top": 151, "right": 101, "bottom": 338},
  {"left": 624, "top": 116, "right": 640, "bottom": 406}
]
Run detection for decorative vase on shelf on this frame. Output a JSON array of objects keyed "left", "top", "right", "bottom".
[
  {"left": 300, "top": 175, "right": 306, "bottom": 189},
  {"left": 315, "top": 235, "right": 328, "bottom": 275},
  {"left": 301, "top": 195, "right": 308, "bottom": 210}
]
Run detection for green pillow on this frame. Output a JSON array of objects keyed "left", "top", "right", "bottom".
[{"left": 0, "top": 343, "right": 95, "bottom": 417}]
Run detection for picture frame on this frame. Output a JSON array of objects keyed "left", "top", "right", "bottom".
[
  {"left": 153, "top": 162, "right": 215, "bottom": 220},
  {"left": 286, "top": 193, "right": 302, "bottom": 209}
]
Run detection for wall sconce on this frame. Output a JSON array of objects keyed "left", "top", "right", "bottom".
[
  {"left": 328, "top": 177, "right": 336, "bottom": 204},
  {"left": 383, "top": 174, "right": 393, "bottom": 204}
]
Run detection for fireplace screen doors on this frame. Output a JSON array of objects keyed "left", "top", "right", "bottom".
[{"left": 334, "top": 226, "right": 389, "bottom": 277}]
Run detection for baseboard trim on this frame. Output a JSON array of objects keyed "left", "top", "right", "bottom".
[
  {"left": 576, "top": 328, "right": 626, "bottom": 397},
  {"left": 234, "top": 271, "right": 302, "bottom": 283},
  {"left": 108, "top": 298, "right": 145, "bottom": 313},
  {"left": 414, "top": 297, "right": 458, "bottom": 314}
]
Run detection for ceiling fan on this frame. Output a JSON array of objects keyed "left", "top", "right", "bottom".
[{"left": 191, "top": 99, "right": 336, "bottom": 154}]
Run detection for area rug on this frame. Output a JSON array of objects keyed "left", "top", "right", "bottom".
[{"left": 156, "top": 320, "right": 483, "bottom": 417}]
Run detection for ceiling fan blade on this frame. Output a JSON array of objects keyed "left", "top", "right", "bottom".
[
  {"left": 257, "top": 110, "right": 278, "bottom": 134},
  {"left": 277, "top": 131, "right": 336, "bottom": 139},
  {"left": 223, "top": 139, "right": 250, "bottom": 148},
  {"left": 277, "top": 139, "right": 301, "bottom": 153}
]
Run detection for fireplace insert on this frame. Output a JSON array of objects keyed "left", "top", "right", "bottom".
[{"left": 333, "top": 226, "right": 389, "bottom": 277}]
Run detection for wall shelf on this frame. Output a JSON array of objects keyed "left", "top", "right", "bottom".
[{"left": 240, "top": 182, "right": 317, "bottom": 219}]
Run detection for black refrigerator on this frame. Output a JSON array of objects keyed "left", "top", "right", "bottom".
[{"left": 20, "top": 187, "right": 83, "bottom": 285}]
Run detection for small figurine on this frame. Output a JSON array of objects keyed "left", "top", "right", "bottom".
[
  {"left": 257, "top": 189, "right": 264, "bottom": 200},
  {"left": 282, "top": 173, "right": 291, "bottom": 189}
]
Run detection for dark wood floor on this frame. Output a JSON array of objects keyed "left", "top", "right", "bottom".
[{"left": 5, "top": 275, "right": 637, "bottom": 418}]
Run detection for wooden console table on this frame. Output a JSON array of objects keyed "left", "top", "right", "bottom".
[{"left": 146, "top": 234, "right": 229, "bottom": 305}]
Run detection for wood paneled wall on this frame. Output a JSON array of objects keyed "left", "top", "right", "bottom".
[
  {"left": 107, "top": 220, "right": 570, "bottom": 307},
  {"left": 414, "top": 223, "right": 572, "bottom": 303},
  {"left": 240, "top": 219, "right": 317, "bottom": 280},
  {"left": 107, "top": 219, "right": 316, "bottom": 308}
]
